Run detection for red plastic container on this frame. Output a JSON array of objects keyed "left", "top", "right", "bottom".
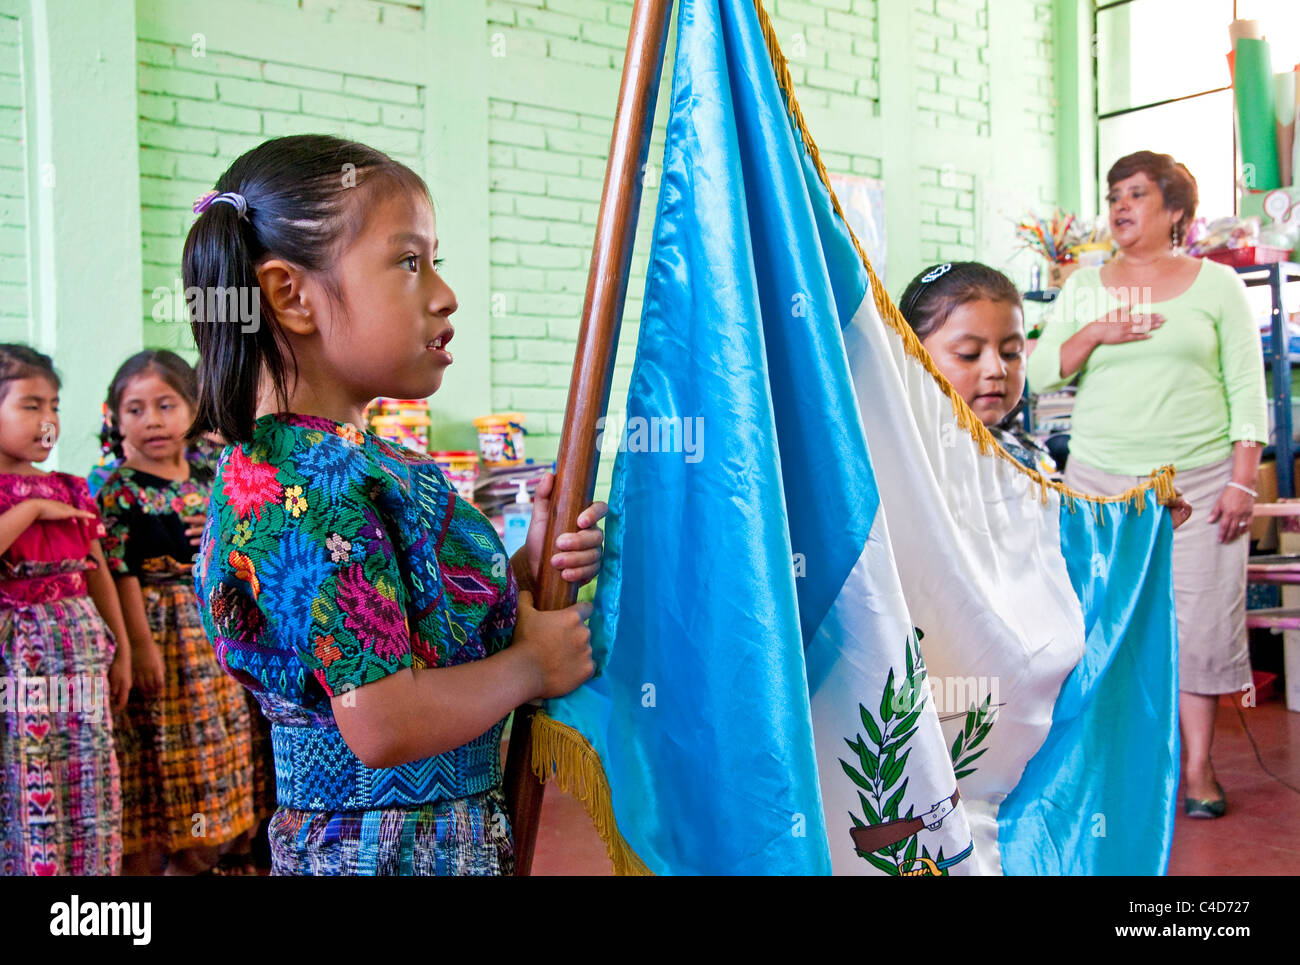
[{"left": 1204, "top": 246, "right": 1291, "bottom": 267}]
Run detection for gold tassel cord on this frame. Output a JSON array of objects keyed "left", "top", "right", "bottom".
[
  {"left": 750, "top": 0, "right": 1179, "bottom": 516},
  {"left": 530, "top": 712, "right": 655, "bottom": 876}
]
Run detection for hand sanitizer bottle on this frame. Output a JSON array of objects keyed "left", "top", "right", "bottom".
[{"left": 503, "top": 479, "right": 532, "bottom": 558}]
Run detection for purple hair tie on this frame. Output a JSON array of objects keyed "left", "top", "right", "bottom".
[{"left": 193, "top": 190, "right": 249, "bottom": 219}]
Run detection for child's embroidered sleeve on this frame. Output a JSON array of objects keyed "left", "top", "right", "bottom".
[
  {"left": 219, "top": 440, "right": 412, "bottom": 699},
  {"left": 70, "top": 473, "right": 108, "bottom": 542},
  {"left": 300, "top": 485, "right": 412, "bottom": 698},
  {"left": 94, "top": 476, "right": 133, "bottom": 576}
]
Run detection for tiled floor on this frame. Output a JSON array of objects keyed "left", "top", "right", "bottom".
[
  {"left": 530, "top": 694, "right": 1300, "bottom": 876},
  {"left": 1167, "top": 694, "right": 1300, "bottom": 876},
  {"left": 531, "top": 783, "right": 613, "bottom": 876}
]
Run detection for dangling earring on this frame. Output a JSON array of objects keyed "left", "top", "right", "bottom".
[{"left": 1170, "top": 224, "right": 1179, "bottom": 250}]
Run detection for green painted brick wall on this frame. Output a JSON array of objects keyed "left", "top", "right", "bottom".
[
  {"left": 0, "top": 13, "right": 26, "bottom": 343},
  {"left": 489, "top": 0, "right": 639, "bottom": 68},
  {"left": 914, "top": 0, "right": 990, "bottom": 136},
  {"left": 486, "top": 125, "right": 662, "bottom": 468},
  {"left": 918, "top": 163, "right": 977, "bottom": 263},
  {"left": 767, "top": 0, "right": 881, "bottom": 109},
  {"left": 485, "top": 0, "right": 670, "bottom": 481},
  {"left": 136, "top": 37, "right": 425, "bottom": 354},
  {"left": 258, "top": 0, "right": 426, "bottom": 28},
  {"left": 1024, "top": 0, "right": 1055, "bottom": 141}
]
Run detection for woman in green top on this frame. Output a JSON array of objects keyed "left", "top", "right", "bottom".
[{"left": 1027, "top": 151, "right": 1267, "bottom": 820}]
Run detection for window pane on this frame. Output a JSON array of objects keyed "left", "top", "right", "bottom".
[
  {"left": 1097, "top": 0, "right": 1235, "bottom": 115},
  {"left": 1097, "top": 89, "right": 1236, "bottom": 221},
  {"left": 1235, "top": 0, "right": 1300, "bottom": 76}
]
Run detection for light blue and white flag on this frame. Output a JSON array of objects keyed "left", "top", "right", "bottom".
[{"left": 532, "top": 0, "right": 1179, "bottom": 876}]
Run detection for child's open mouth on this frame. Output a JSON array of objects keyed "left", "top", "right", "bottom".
[{"left": 428, "top": 327, "right": 455, "bottom": 362}]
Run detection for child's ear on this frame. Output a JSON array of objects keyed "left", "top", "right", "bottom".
[{"left": 256, "top": 259, "right": 316, "bottom": 336}]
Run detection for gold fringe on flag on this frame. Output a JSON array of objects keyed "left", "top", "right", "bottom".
[
  {"left": 530, "top": 711, "right": 654, "bottom": 876},
  {"left": 749, "top": 0, "right": 1179, "bottom": 516}
]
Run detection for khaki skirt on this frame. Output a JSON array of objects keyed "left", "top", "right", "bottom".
[{"left": 1064, "top": 456, "right": 1251, "bottom": 695}]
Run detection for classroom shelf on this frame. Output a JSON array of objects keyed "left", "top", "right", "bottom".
[{"left": 1237, "top": 262, "right": 1300, "bottom": 498}]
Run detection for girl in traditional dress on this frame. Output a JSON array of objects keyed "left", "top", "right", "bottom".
[
  {"left": 0, "top": 343, "right": 130, "bottom": 875},
  {"left": 189, "top": 135, "right": 604, "bottom": 875},
  {"left": 97, "top": 350, "right": 257, "bottom": 874}
]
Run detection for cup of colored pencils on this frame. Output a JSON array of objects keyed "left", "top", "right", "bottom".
[{"left": 1016, "top": 210, "right": 1111, "bottom": 288}]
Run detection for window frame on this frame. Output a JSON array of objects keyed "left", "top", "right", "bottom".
[{"left": 1092, "top": 0, "right": 1240, "bottom": 215}]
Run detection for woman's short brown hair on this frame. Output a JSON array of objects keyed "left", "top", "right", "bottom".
[{"left": 1107, "top": 151, "right": 1198, "bottom": 245}]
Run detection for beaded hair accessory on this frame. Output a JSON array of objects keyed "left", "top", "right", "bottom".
[
  {"left": 920, "top": 263, "right": 953, "bottom": 284},
  {"left": 193, "top": 190, "right": 249, "bottom": 219},
  {"left": 901, "top": 262, "right": 955, "bottom": 320}
]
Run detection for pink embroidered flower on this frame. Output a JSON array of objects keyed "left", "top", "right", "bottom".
[
  {"left": 335, "top": 563, "right": 406, "bottom": 662},
  {"left": 222, "top": 447, "right": 282, "bottom": 520}
]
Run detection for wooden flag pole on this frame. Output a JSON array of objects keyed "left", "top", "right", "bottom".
[{"left": 502, "top": 0, "right": 676, "bottom": 876}]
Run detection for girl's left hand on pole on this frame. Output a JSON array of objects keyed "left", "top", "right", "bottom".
[{"left": 524, "top": 471, "right": 608, "bottom": 587}]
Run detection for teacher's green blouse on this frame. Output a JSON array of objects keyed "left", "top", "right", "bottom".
[{"left": 1026, "top": 259, "right": 1268, "bottom": 476}]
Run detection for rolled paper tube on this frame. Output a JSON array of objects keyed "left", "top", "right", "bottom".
[
  {"left": 1295, "top": 70, "right": 1300, "bottom": 192},
  {"left": 1277, "top": 72, "right": 1297, "bottom": 188},
  {"left": 1235, "top": 37, "right": 1281, "bottom": 191},
  {"left": 1229, "top": 19, "right": 1262, "bottom": 44}
]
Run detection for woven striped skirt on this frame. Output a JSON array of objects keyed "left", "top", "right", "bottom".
[
  {"left": 113, "top": 574, "right": 255, "bottom": 854},
  {"left": 0, "top": 594, "right": 122, "bottom": 876},
  {"left": 268, "top": 788, "right": 514, "bottom": 876}
]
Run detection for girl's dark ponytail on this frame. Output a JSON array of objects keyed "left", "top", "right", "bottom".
[
  {"left": 184, "top": 192, "right": 290, "bottom": 446},
  {"left": 98, "top": 402, "right": 124, "bottom": 462},
  {"left": 182, "top": 135, "right": 430, "bottom": 445}
]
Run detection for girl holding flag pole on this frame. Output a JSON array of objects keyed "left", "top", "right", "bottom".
[{"left": 188, "top": 135, "right": 606, "bottom": 875}]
